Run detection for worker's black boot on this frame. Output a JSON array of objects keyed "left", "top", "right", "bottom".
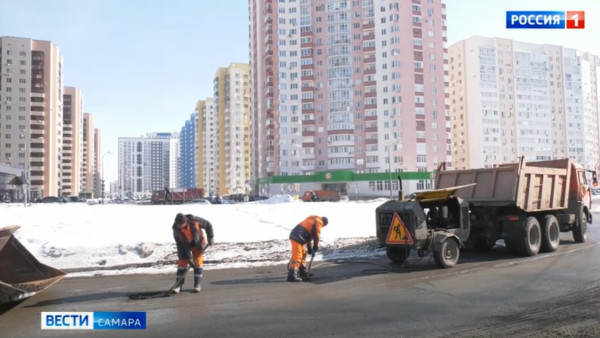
[
  {"left": 287, "top": 269, "right": 302, "bottom": 282},
  {"left": 173, "top": 268, "right": 186, "bottom": 293},
  {"left": 193, "top": 267, "right": 203, "bottom": 293},
  {"left": 299, "top": 266, "right": 311, "bottom": 281}
]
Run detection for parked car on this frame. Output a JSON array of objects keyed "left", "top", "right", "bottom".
[{"left": 40, "top": 196, "right": 65, "bottom": 203}]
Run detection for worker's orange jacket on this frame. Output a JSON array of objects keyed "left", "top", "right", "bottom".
[
  {"left": 173, "top": 214, "right": 214, "bottom": 260},
  {"left": 289, "top": 215, "right": 325, "bottom": 247}
]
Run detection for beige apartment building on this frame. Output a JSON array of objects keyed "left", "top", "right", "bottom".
[
  {"left": 63, "top": 86, "right": 84, "bottom": 196},
  {"left": 197, "top": 63, "right": 250, "bottom": 197},
  {"left": 82, "top": 112, "right": 101, "bottom": 198},
  {"left": 196, "top": 98, "right": 215, "bottom": 194},
  {"left": 449, "top": 36, "right": 600, "bottom": 171},
  {"left": 0, "top": 36, "right": 64, "bottom": 198}
]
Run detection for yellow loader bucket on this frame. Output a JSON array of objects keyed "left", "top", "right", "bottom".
[{"left": 0, "top": 225, "right": 67, "bottom": 304}]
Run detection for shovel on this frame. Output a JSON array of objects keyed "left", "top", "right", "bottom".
[
  {"left": 307, "top": 252, "right": 316, "bottom": 275},
  {"left": 128, "top": 266, "right": 190, "bottom": 300},
  {"left": 129, "top": 243, "right": 211, "bottom": 300}
]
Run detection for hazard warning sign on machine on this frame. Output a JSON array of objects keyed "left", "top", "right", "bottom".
[{"left": 385, "top": 213, "right": 413, "bottom": 245}]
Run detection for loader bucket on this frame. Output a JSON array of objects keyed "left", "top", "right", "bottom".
[{"left": 0, "top": 226, "right": 67, "bottom": 304}]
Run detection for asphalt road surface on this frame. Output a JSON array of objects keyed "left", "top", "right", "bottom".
[{"left": 2, "top": 218, "right": 600, "bottom": 337}]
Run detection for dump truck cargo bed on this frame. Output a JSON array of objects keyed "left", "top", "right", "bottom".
[
  {"left": 0, "top": 225, "right": 67, "bottom": 304},
  {"left": 436, "top": 158, "right": 572, "bottom": 212}
]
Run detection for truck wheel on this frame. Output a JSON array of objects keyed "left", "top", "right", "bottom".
[
  {"left": 434, "top": 238, "right": 459, "bottom": 268},
  {"left": 541, "top": 215, "right": 560, "bottom": 252},
  {"left": 386, "top": 246, "right": 410, "bottom": 264},
  {"left": 573, "top": 207, "right": 587, "bottom": 243},
  {"left": 509, "top": 217, "right": 541, "bottom": 256}
]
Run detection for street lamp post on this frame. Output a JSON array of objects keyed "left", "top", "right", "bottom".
[
  {"left": 102, "top": 151, "right": 113, "bottom": 204},
  {"left": 387, "top": 144, "right": 393, "bottom": 199},
  {"left": 20, "top": 134, "right": 30, "bottom": 207}
]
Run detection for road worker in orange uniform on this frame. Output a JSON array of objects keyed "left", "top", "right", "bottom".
[
  {"left": 172, "top": 213, "right": 214, "bottom": 293},
  {"left": 288, "top": 215, "right": 328, "bottom": 282}
]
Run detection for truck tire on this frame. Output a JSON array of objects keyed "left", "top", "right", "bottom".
[
  {"left": 540, "top": 215, "right": 560, "bottom": 252},
  {"left": 508, "top": 216, "right": 541, "bottom": 256},
  {"left": 434, "top": 238, "right": 459, "bottom": 268},
  {"left": 573, "top": 207, "right": 587, "bottom": 243},
  {"left": 386, "top": 246, "right": 410, "bottom": 264}
]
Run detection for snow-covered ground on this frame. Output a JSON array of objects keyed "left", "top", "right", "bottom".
[
  {"left": 4, "top": 195, "right": 600, "bottom": 278},
  {"left": 1, "top": 195, "right": 388, "bottom": 277}
]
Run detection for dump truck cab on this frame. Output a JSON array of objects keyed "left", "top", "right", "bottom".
[{"left": 375, "top": 184, "right": 473, "bottom": 268}]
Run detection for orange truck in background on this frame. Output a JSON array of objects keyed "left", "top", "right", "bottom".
[
  {"left": 301, "top": 190, "right": 341, "bottom": 202},
  {"left": 151, "top": 188, "right": 204, "bottom": 204}
]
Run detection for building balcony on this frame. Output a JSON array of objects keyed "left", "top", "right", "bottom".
[
  {"left": 363, "top": 22, "right": 375, "bottom": 29},
  {"left": 363, "top": 56, "right": 376, "bottom": 63},
  {"left": 30, "top": 108, "right": 45, "bottom": 116}
]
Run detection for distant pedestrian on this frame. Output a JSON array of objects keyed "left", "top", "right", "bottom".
[
  {"left": 165, "top": 187, "right": 172, "bottom": 203},
  {"left": 172, "top": 213, "right": 214, "bottom": 293},
  {"left": 288, "top": 215, "right": 328, "bottom": 282}
]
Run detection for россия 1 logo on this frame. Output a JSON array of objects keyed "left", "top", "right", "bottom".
[{"left": 506, "top": 11, "right": 585, "bottom": 29}]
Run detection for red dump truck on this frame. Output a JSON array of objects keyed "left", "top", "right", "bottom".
[
  {"left": 375, "top": 157, "right": 597, "bottom": 268},
  {"left": 151, "top": 188, "right": 204, "bottom": 204},
  {"left": 301, "top": 190, "right": 341, "bottom": 202}
]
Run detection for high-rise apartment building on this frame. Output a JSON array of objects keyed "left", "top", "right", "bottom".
[
  {"left": 211, "top": 63, "right": 251, "bottom": 196},
  {"left": 118, "top": 132, "right": 178, "bottom": 198},
  {"left": 0, "top": 36, "right": 65, "bottom": 198},
  {"left": 449, "top": 36, "right": 600, "bottom": 170},
  {"left": 82, "top": 112, "right": 99, "bottom": 197},
  {"left": 62, "top": 86, "right": 84, "bottom": 196},
  {"left": 249, "top": 0, "right": 450, "bottom": 193},
  {"left": 180, "top": 113, "right": 197, "bottom": 188},
  {"left": 93, "top": 128, "right": 102, "bottom": 197},
  {"left": 196, "top": 98, "right": 217, "bottom": 195}
]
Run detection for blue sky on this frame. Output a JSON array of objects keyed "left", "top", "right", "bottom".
[{"left": 1, "top": 0, "right": 598, "bottom": 184}]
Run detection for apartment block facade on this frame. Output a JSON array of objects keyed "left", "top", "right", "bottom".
[
  {"left": 0, "top": 36, "right": 101, "bottom": 200},
  {"left": 0, "top": 37, "right": 64, "bottom": 198},
  {"left": 449, "top": 36, "right": 600, "bottom": 170},
  {"left": 62, "top": 86, "right": 84, "bottom": 196},
  {"left": 196, "top": 98, "right": 217, "bottom": 195},
  {"left": 198, "top": 63, "right": 251, "bottom": 197},
  {"left": 180, "top": 113, "right": 196, "bottom": 188},
  {"left": 117, "top": 132, "right": 178, "bottom": 198},
  {"left": 82, "top": 112, "right": 100, "bottom": 197},
  {"left": 249, "top": 0, "right": 450, "bottom": 194}
]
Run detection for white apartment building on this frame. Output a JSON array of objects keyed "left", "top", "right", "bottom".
[
  {"left": 449, "top": 36, "right": 600, "bottom": 171},
  {"left": 118, "top": 132, "right": 179, "bottom": 198}
]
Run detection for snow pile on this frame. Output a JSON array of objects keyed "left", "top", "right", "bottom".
[{"left": 1, "top": 198, "right": 387, "bottom": 277}]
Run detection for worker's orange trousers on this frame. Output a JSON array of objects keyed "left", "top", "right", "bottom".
[
  {"left": 289, "top": 240, "right": 307, "bottom": 270},
  {"left": 178, "top": 244, "right": 205, "bottom": 268}
]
